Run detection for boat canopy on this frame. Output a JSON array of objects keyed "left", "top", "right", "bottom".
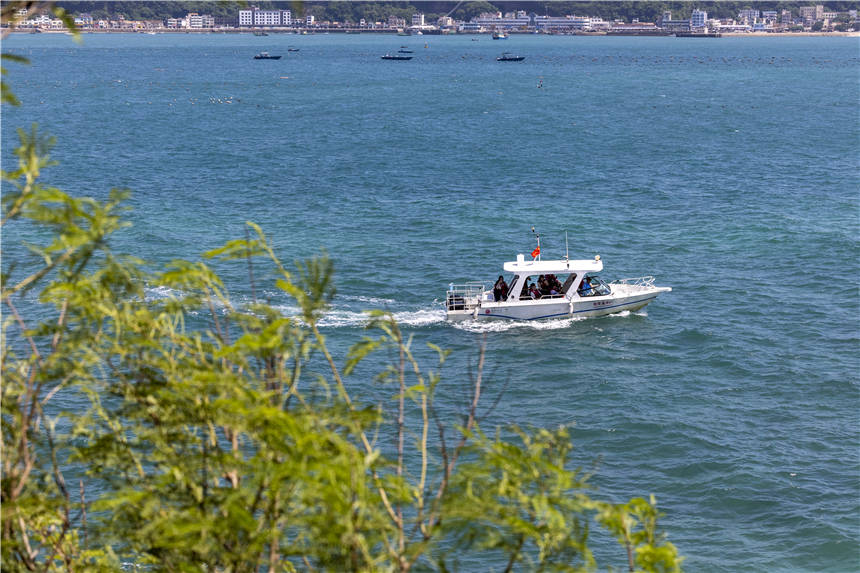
[{"left": 502, "top": 256, "right": 602, "bottom": 275}]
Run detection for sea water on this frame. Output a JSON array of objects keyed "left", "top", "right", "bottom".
[{"left": 2, "top": 33, "right": 858, "bottom": 571}]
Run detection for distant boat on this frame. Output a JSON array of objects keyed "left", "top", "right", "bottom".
[
  {"left": 381, "top": 53, "right": 413, "bottom": 60},
  {"left": 254, "top": 52, "right": 282, "bottom": 60},
  {"left": 398, "top": 46, "right": 413, "bottom": 53},
  {"left": 496, "top": 52, "right": 524, "bottom": 62},
  {"left": 288, "top": 47, "right": 300, "bottom": 52},
  {"left": 253, "top": 31, "right": 268, "bottom": 36},
  {"left": 492, "top": 31, "right": 508, "bottom": 39}
]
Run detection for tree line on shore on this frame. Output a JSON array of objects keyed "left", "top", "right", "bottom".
[{"left": 48, "top": 1, "right": 860, "bottom": 24}]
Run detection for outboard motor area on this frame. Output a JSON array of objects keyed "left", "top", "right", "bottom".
[{"left": 446, "top": 283, "right": 484, "bottom": 318}]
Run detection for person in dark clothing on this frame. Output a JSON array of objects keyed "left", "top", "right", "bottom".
[{"left": 493, "top": 276, "right": 508, "bottom": 302}]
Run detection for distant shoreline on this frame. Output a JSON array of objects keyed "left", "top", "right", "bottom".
[{"left": 5, "top": 28, "right": 859, "bottom": 38}]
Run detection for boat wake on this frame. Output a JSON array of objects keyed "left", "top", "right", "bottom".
[
  {"left": 316, "top": 308, "right": 445, "bottom": 328},
  {"left": 144, "top": 285, "right": 643, "bottom": 332},
  {"left": 453, "top": 317, "right": 587, "bottom": 333},
  {"left": 451, "top": 309, "right": 647, "bottom": 333}
]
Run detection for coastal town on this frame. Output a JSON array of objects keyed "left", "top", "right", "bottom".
[{"left": 4, "top": 4, "right": 859, "bottom": 36}]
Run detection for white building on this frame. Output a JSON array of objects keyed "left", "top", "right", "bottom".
[
  {"left": 412, "top": 13, "right": 424, "bottom": 27},
  {"left": 799, "top": 5, "right": 824, "bottom": 24},
  {"left": 256, "top": 10, "right": 281, "bottom": 26},
  {"left": 690, "top": 9, "right": 708, "bottom": 29},
  {"left": 306, "top": 15, "right": 315, "bottom": 26},
  {"left": 533, "top": 15, "right": 604, "bottom": 32},
  {"left": 473, "top": 12, "right": 531, "bottom": 30},
  {"left": 738, "top": 9, "right": 759, "bottom": 23},
  {"left": 238, "top": 7, "right": 286, "bottom": 27},
  {"left": 187, "top": 13, "right": 214, "bottom": 29}
]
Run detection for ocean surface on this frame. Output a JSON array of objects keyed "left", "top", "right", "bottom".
[{"left": 3, "top": 32, "right": 859, "bottom": 571}]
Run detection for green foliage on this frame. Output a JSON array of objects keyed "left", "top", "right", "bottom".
[
  {"left": 1, "top": 54, "right": 29, "bottom": 106},
  {"left": 1, "top": 19, "right": 684, "bottom": 570}
]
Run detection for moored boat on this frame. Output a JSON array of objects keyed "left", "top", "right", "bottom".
[
  {"left": 497, "top": 52, "right": 525, "bottom": 62},
  {"left": 445, "top": 237, "right": 670, "bottom": 322},
  {"left": 253, "top": 52, "right": 282, "bottom": 60},
  {"left": 381, "top": 53, "right": 413, "bottom": 60}
]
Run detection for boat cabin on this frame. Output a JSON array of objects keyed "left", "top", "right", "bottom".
[{"left": 499, "top": 254, "right": 605, "bottom": 301}]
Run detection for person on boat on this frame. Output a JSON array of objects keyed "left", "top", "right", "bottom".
[
  {"left": 538, "top": 275, "right": 549, "bottom": 296},
  {"left": 520, "top": 280, "right": 531, "bottom": 300},
  {"left": 578, "top": 277, "right": 593, "bottom": 297},
  {"left": 548, "top": 275, "right": 560, "bottom": 296},
  {"left": 493, "top": 276, "right": 508, "bottom": 302},
  {"left": 529, "top": 283, "right": 541, "bottom": 300}
]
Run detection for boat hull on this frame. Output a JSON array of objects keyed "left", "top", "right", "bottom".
[{"left": 446, "top": 288, "right": 669, "bottom": 322}]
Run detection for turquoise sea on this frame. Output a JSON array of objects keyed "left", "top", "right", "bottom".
[{"left": 3, "top": 32, "right": 859, "bottom": 571}]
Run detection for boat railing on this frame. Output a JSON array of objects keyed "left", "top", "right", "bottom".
[
  {"left": 446, "top": 282, "right": 484, "bottom": 311},
  {"left": 518, "top": 293, "right": 565, "bottom": 301},
  {"left": 611, "top": 276, "right": 656, "bottom": 288}
]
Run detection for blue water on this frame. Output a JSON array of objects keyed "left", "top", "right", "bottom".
[{"left": 3, "top": 32, "right": 859, "bottom": 571}]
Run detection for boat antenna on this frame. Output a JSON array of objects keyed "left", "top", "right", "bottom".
[
  {"left": 565, "top": 230, "right": 569, "bottom": 261},
  {"left": 531, "top": 226, "right": 541, "bottom": 261}
]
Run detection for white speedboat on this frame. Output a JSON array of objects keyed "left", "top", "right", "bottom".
[{"left": 445, "top": 252, "right": 670, "bottom": 322}]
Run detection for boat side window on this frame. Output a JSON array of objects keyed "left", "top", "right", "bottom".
[
  {"left": 507, "top": 276, "right": 519, "bottom": 300},
  {"left": 541, "top": 274, "right": 564, "bottom": 297},
  {"left": 560, "top": 273, "right": 577, "bottom": 295},
  {"left": 519, "top": 276, "right": 532, "bottom": 300}
]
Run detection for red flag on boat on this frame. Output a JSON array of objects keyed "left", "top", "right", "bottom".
[{"left": 531, "top": 246, "right": 540, "bottom": 258}]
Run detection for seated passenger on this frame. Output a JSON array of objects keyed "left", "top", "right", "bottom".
[
  {"left": 537, "top": 275, "right": 549, "bottom": 295},
  {"left": 520, "top": 280, "right": 531, "bottom": 300},
  {"left": 529, "top": 283, "right": 541, "bottom": 299}
]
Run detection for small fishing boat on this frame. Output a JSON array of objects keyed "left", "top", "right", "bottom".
[
  {"left": 253, "top": 31, "right": 269, "bottom": 36},
  {"left": 254, "top": 52, "right": 282, "bottom": 60},
  {"left": 445, "top": 233, "right": 670, "bottom": 322},
  {"left": 398, "top": 46, "right": 414, "bottom": 53},
  {"left": 287, "top": 47, "right": 300, "bottom": 52},
  {"left": 497, "top": 52, "right": 525, "bottom": 62},
  {"left": 381, "top": 53, "right": 413, "bottom": 60},
  {"left": 492, "top": 30, "right": 508, "bottom": 39}
]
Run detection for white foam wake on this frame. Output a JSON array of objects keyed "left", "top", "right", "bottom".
[
  {"left": 318, "top": 308, "right": 445, "bottom": 328},
  {"left": 453, "top": 316, "right": 588, "bottom": 333}
]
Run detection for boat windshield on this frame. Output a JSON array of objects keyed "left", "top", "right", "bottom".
[{"left": 578, "top": 275, "right": 611, "bottom": 297}]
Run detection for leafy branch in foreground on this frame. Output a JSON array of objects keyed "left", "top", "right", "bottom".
[{"left": 2, "top": 131, "right": 682, "bottom": 573}]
